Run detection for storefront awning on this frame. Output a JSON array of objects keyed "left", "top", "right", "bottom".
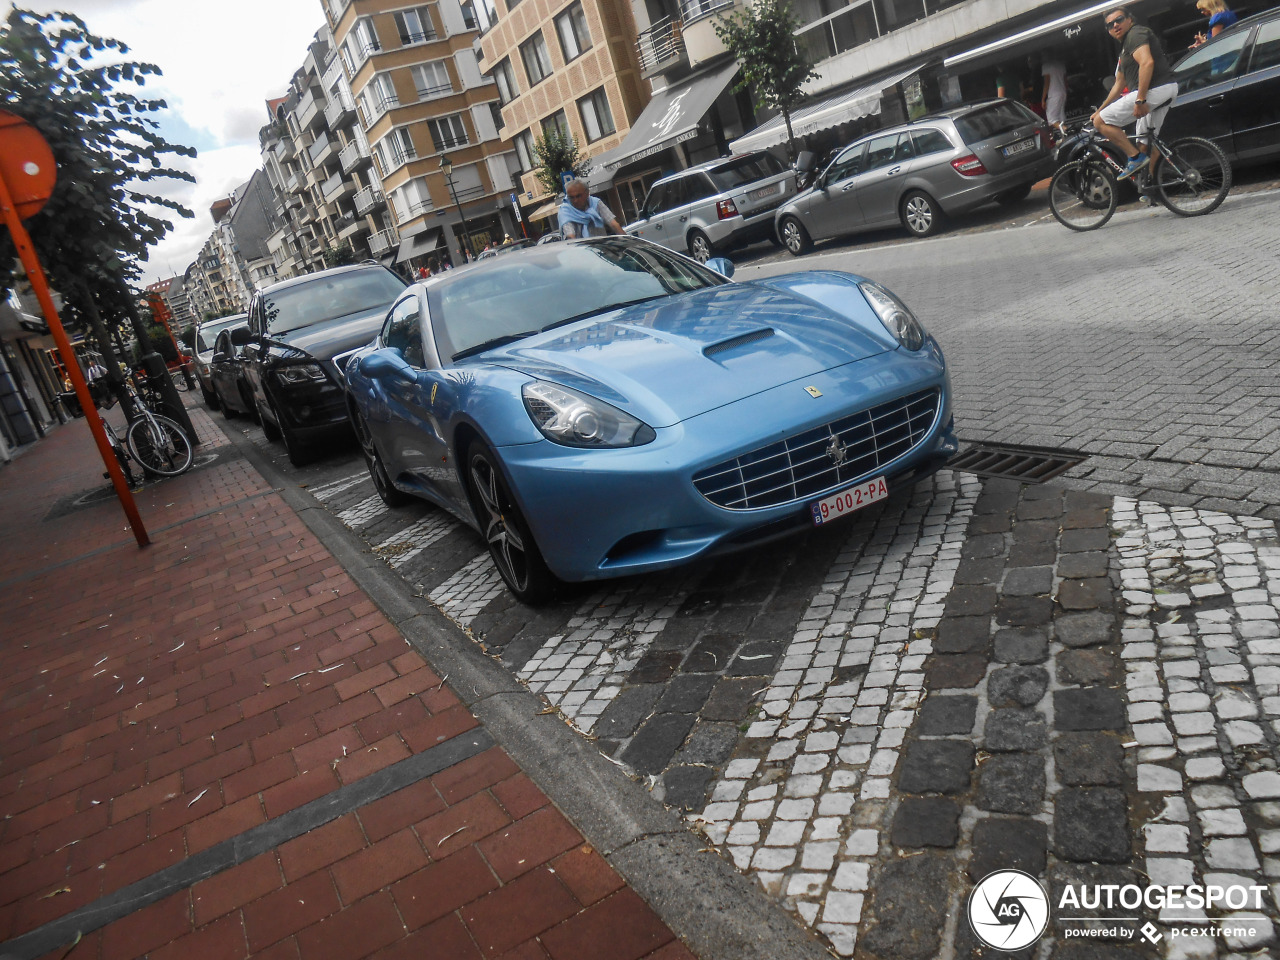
[
  {"left": 584, "top": 144, "right": 626, "bottom": 190},
  {"left": 394, "top": 227, "right": 442, "bottom": 264},
  {"left": 943, "top": 0, "right": 1142, "bottom": 69},
  {"left": 730, "top": 63, "right": 923, "bottom": 153},
  {"left": 528, "top": 200, "right": 560, "bottom": 221},
  {"left": 602, "top": 60, "right": 741, "bottom": 172}
]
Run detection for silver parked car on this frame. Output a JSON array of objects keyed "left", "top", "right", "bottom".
[
  {"left": 775, "top": 100, "right": 1054, "bottom": 254},
  {"left": 192, "top": 313, "right": 248, "bottom": 410},
  {"left": 626, "top": 152, "right": 797, "bottom": 261}
]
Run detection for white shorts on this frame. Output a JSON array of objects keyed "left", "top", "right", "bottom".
[
  {"left": 1045, "top": 92, "right": 1067, "bottom": 126},
  {"left": 1098, "top": 82, "right": 1179, "bottom": 136}
]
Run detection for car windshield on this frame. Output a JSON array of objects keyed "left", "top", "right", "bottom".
[
  {"left": 262, "top": 269, "right": 406, "bottom": 335},
  {"left": 428, "top": 238, "right": 725, "bottom": 361},
  {"left": 196, "top": 316, "right": 246, "bottom": 353},
  {"left": 706, "top": 153, "right": 786, "bottom": 191},
  {"left": 954, "top": 102, "right": 1036, "bottom": 144}
]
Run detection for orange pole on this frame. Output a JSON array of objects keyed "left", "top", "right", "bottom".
[{"left": 0, "top": 167, "right": 149, "bottom": 546}]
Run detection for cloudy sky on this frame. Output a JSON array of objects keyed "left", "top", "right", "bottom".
[{"left": 5, "top": 0, "right": 327, "bottom": 285}]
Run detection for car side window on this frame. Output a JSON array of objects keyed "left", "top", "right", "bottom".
[
  {"left": 642, "top": 182, "right": 667, "bottom": 217},
  {"left": 656, "top": 177, "right": 688, "bottom": 213},
  {"left": 383, "top": 296, "right": 425, "bottom": 368},
  {"left": 1250, "top": 20, "right": 1280, "bottom": 71},
  {"left": 1172, "top": 29, "right": 1250, "bottom": 90},
  {"left": 684, "top": 174, "right": 717, "bottom": 204},
  {"left": 826, "top": 143, "right": 867, "bottom": 183},
  {"left": 892, "top": 133, "right": 916, "bottom": 163},
  {"left": 862, "top": 134, "right": 901, "bottom": 173},
  {"left": 911, "top": 128, "right": 953, "bottom": 156}
]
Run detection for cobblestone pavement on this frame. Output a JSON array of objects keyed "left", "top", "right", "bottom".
[{"left": 213, "top": 192, "right": 1280, "bottom": 958}]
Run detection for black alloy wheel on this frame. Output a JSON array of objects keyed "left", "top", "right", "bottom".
[
  {"left": 353, "top": 408, "right": 411, "bottom": 507},
  {"left": 465, "top": 440, "right": 556, "bottom": 605},
  {"left": 258, "top": 396, "right": 281, "bottom": 441}
]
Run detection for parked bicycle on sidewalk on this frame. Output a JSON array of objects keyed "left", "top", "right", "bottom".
[{"left": 110, "top": 376, "right": 194, "bottom": 479}]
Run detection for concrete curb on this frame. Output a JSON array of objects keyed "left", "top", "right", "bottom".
[{"left": 222, "top": 427, "right": 830, "bottom": 960}]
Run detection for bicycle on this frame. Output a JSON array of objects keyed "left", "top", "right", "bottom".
[
  {"left": 120, "top": 378, "right": 194, "bottom": 477},
  {"left": 1048, "top": 124, "right": 1231, "bottom": 231},
  {"left": 101, "top": 419, "right": 142, "bottom": 488}
]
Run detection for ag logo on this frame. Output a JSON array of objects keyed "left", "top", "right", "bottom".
[{"left": 968, "top": 870, "right": 1049, "bottom": 951}]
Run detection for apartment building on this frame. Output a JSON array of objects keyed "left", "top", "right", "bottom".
[
  {"left": 143, "top": 277, "right": 194, "bottom": 331},
  {"left": 474, "top": 0, "right": 658, "bottom": 225},
  {"left": 324, "top": 0, "right": 526, "bottom": 265}
]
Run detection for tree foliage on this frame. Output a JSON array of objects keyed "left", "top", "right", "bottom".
[
  {"left": 713, "top": 0, "right": 817, "bottom": 157},
  {"left": 532, "top": 129, "right": 589, "bottom": 198},
  {"left": 323, "top": 241, "right": 357, "bottom": 268},
  {"left": 0, "top": 8, "right": 197, "bottom": 311}
]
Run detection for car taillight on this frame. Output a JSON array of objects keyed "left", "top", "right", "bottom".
[
  {"left": 716, "top": 198, "right": 739, "bottom": 219},
  {"left": 951, "top": 154, "right": 988, "bottom": 176}
]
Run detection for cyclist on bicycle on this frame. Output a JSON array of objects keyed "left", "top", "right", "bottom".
[{"left": 1092, "top": 6, "right": 1180, "bottom": 180}]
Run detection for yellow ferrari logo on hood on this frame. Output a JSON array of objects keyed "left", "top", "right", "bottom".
[{"left": 805, "top": 386, "right": 823, "bottom": 398}]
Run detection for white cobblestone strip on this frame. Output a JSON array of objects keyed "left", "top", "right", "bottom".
[
  {"left": 692, "top": 471, "right": 980, "bottom": 956},
  {"left": 309, "top": 471, "right": 370, "bottom": 503},
  {"left": 428, "top": 552, "right": 504, "bottom": 628},
  {"left": 517, "top": 582, "right": 682, "bottom": 733},
  {"left": 371, "top": 511, "right": 462, "bottom": 569},
  {"left": 1111, "top": 497, "right": 1280, "bottom": 956},
  {"left": 336, "top": 493, "right": 389, "bottom": 529}
]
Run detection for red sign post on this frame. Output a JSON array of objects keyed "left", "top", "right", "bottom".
[{"left": 0, "top": 109, "right": 149, "bottom": 546}]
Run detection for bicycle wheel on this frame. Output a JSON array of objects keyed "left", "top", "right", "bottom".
[
  {"left": 126, "top": 414, "right": 194, "bottom": 477},
  {"left": 1155, "top": 136, "right": 1231, "bottom": 216},
  {"left": 1048, "top": 160, "right": 1117, "bottom": 231}
]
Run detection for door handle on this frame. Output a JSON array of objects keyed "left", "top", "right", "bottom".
[
  {"left": 655, "top": 223, "right": 663, "bottom": 229},
  {"left": 886, "top": 165, "right": 902, "bottom": 175},
  {"left": 1207, "top": 95, "right": 1225, "bottom": 106},
  {"left": 679, "top": 215, "right": 688, "bottom": 221},
  {"left": 841, "top": 183, "right": 856, "bottom": 192}
]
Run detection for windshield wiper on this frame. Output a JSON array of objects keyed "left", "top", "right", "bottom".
[
  {"left": 540, "top": 295, "right": 667, "bottom": 332},
  {"left": 451, "top": 331, "right": 539, "bottom": 362}
]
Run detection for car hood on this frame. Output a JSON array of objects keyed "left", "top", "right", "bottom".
[
  {"left": 267, "top": 307, "right": 389, "bottom": 361},
  {"left": 484, "top": 278, "right": 895, "bottom": 427}
]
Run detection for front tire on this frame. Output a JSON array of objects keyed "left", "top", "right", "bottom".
[
  {"left": 1048, "top": 160, "right": 1117, "bottom": 231},
  {"left": 779, "top": 216, "right": 811, "bottom": 256},
  {"left": 353, "top": 408, "right": 411, "bottom": 507},
  {"left": 1155, "top": 136, "right": 1231, "bottom": 217},
  {"left": 126, "top": 415, "right": 193, "bottom": 477},
  {"left": 258, "top": 397, "right": 281, "bottom": 440},
  {"left": 687, "top": 230, "right": 714, "bottom": 263},
  {"left": 901, "top": 190, "right": 942, "bottom": 237},
  {"left": 465, "top": 440, "right": 557, "bottom": 605}
]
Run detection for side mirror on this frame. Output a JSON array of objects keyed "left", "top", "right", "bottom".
[
  {"left": 359, "top": 350, "right": 416, "bottom": 384},
  {"left": 229, "top": 326, "right": 252, "bottom": 346},
  {"left": 212, "top": 350, "right": 229, "bottom": 363},
  {"left": 795, "top": 151, "right": 817, "bottom": 173},
  {"left": 705, "top": 257, "right": 735, "bottom": 278}
]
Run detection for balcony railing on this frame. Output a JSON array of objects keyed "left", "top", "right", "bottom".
[
  {"left": 297, "top": 89, "right": 322, "bottom": 130},
  {"left": 678, "top": 0, "right": 733, "bottom": 24},
  {"left": 369, "top": 227, "right": 398, "bottom": 257},
  {"left": 364, "top": 92, "right": 400, "bottom": 126},
  {"left": 452, "top": 183, "right": 485, "bottom": 202},
  {"left": 354, "top": 185, "right": 386, "bottom": 216},
  {"left": 339, "top": 138, "right": 372, "bottom": 174},
  {"left": 431, "top": 132, "right": 469, "bottom": 150},
  {"left": 398, "top": 27, "right": 438, "bottom": 46},
  {"left": 396, "top": 198, "right": 435, "bottom": 224},
  {"left": 308, "top": 132, "right": 333, "bottom": 164},
  {"left": 388, "top": 145, "right": 418, "bottom": 169},
  {"left": 636, "top": 16, "right": 686, "bottom": 72},
  {"left": 321, "top": 171, "right": 349, "bottom": 202},
  {"left": 416, "top": 81, "right": 454, "bottom": 100},
  {"left": 325, "top": 93, "right": 357, "bottom": 129},
  {"left": 274, "top": 136, "right": 297, "bottom": 160}
]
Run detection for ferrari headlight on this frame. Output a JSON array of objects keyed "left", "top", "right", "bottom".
[
  {"left": 858, "top": 281, "right": 925, "bottom": 351},
  {"left": 523, "top": 381, "right": 655, "bottom": 448},
  {"left": 275, "top": 363, "right": 327, "bottom": 385}
]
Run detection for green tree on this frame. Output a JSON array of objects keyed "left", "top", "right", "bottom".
[
  {"left": 714, "top": 0, "right": 817, "bottom": 159},
  {"left": 323, "top": 241, "right": 357, "bottom": 268},
  {"left": 532, "top": 129, "right": 589, "bottom": 198},
  {"left": 0, "top": 8, "right": 196, "bottom": 419}
]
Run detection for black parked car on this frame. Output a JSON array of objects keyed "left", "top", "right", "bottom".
[
  {"left": 1162, "top": 6, "right": 1280, "bottom": 164},
  {"left": 232, "top": 263, "right": 406, "bottom": 465},
  {"left": 209, "top": 324, "right": 255, "bottom": 420}
]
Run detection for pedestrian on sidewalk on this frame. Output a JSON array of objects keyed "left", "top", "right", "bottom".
[
  {"left": 558, "top": 179, "right": 623, "bottom": 239},
  {"left": 1040, "top": 51, "right": 1069, "bottom": 137}
]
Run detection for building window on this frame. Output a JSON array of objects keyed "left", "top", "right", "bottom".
[
  {"left": 520, "top": 32, "right": 552, "bottom": 85},
  {"left": 366, "top": 72, "right": 399, "bottom": 116},
  {"left": 395, "top": 6, "right": 437, "bottom": 45},
  {"left": 513, "top": 129, "right": 535, "bottom": 172},
  {"left": 506, "top": 0, "right": 521, "bottom": 10},
  {"left": 493, "top": 57, "right": 519, "bottom": 104},
  {"left": 460, "top": 1, "right": 479, "bottom": 29},
  {"left": 382, "top": 127, "right": 417, "bottom": 168},
  {"left": 541, "top": 109, "right": 569, "bottom": 141},
  {"left": 554, "top": 2, "right": 592, "bottom": 62},
  {"left": 577, "top": 88, "right": 614, "bottom": 142},
  {"left": 428, "top": 114, "right": 469, "bottom": 150},
  {"left": 354, "top": 17, "right": 380, "bottom": 58},
  {"left": 490, "top": 101, "right": 505, "bottom": 132},
  {"left": 412, "top": 61, "right": 453, "bottom": 99}
]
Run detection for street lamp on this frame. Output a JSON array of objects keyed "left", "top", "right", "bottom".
[{"left": 440, "top": 153, "right": 476, "bottom": 262}]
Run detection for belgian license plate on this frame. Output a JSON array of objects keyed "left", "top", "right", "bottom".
[
  {"left": 811, "top": 476, "right": 888, "bottom": 526},
  {"left": 1003, "top": 137, "right": 1035, "bottom": 157},
  {"left": 749, "top": 184, "right": 777, "bottom": 201}
]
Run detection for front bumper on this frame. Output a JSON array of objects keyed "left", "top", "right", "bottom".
[
  {"left": 267, "top": 373, "right": 353, "bottom": 443},
  {"left": 497, "top": 344, "right": 955, "bottom": 582}
]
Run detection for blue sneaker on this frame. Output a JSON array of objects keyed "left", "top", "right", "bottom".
[{"left": 1118, "top": 153, "right": 1149, "bottom": 180}]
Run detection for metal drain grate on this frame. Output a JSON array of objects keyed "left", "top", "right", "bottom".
[{"left": 949, "top": 443, "right": 1085, "bottom": 483}]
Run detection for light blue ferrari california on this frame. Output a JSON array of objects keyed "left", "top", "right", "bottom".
[{"left": 344, "top": 236, "right": 957, "bottom": 603}]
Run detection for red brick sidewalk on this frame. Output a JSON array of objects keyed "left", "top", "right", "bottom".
[{"left": 0, "top": 410, "right": 694, "bottom": 960}]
